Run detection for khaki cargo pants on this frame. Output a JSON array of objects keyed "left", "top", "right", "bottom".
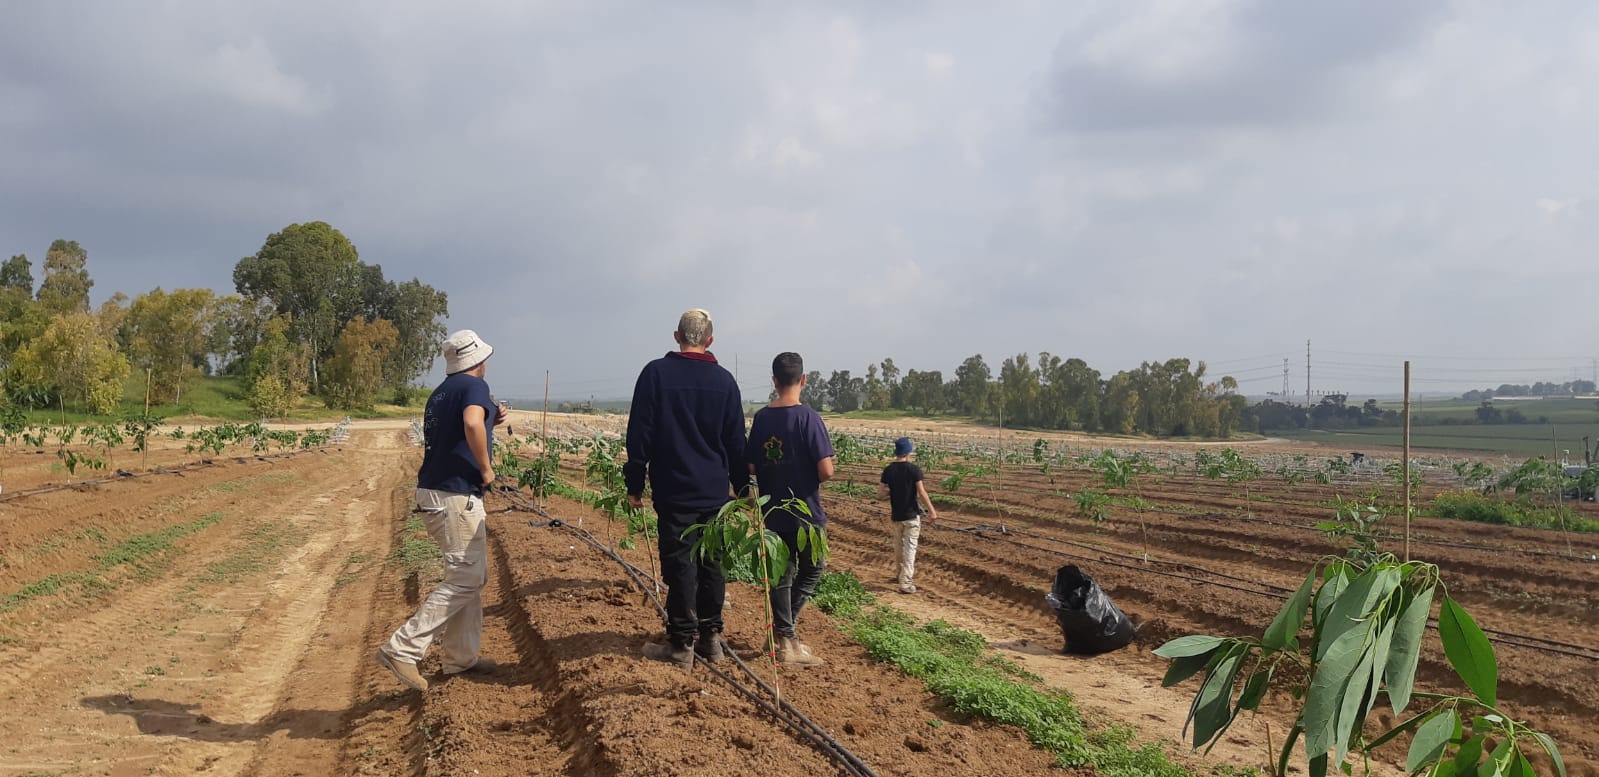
[
  {"left": 383, "top": 488, "right": 487, "bottom": 672},
  {"left": 892, "top": 518, "right": 921, "bottom": 588}
]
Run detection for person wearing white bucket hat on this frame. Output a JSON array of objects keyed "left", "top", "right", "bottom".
[{"left": 376, "top": 329, "right": 507, "bottom": 691}]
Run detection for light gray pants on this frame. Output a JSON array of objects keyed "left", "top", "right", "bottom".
[{"left": 384, "top": 488, "right": 487, "bottom": 672}]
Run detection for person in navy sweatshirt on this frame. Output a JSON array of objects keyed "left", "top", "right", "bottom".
[{"left": 624, "top": 309, "right": 748, "bottom": 669}]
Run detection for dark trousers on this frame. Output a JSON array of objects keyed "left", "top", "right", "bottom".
[
  {"left": 656, "top": 506, "right": 726, "bottom": 647},
  {"left": 770, "top": 526, "right": 826, "bottom": 639}
]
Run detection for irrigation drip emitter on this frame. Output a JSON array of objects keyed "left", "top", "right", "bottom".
[{"left": 491, "top": 486, "right": 879, "bottom": 777}]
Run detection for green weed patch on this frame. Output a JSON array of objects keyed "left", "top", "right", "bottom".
[
  {"left": 196, "top": 520, "right": 307, "bottom": 584},
  {"left": 3, "top": 513, "right": 225, "bottom": 610},
  {"left": 203, "top": 471, "right": 300, "bottom": 495},
  {"left": 96, "top": 513, "right": 224, "bottom": 571},
  {"left": 1430, "top": 490, "right": 1599, "bottom": 533},
  {"left": 823, "top": 480, "right": 876, "bottom": 498},
  {"left": 813, "top": 570, "right": 1197, "bottom": 777},
  {"left": 389, "top": 516, "right": 441, "bottom": 574}
]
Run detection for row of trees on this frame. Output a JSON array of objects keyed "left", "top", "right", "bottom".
[
  {"left": 0, "top": 223, "right": 448, "bottom": 416},
  {"left": 792, "top": 355, "right": 1249, "bottom": 438},
  {"left": 1460, "top": 380, "right": 1596, "bottom": 400},
  {"left": 1244, "top": 395, "right": 1566, "bottom": 432},
  {"left": 1244, "top": 396, "right": 1399, "bottom": 432}
]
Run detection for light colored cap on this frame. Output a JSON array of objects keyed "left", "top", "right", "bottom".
[{"left": 443, "top": 329, "right": 493, "bottom": 374}]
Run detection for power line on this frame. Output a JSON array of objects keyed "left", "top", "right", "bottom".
[
  {"left": 1201, "top": 352, "right": 1293, "bottom": 367},
  {"left": 1320, "top": 349, "right": 1586, "bottom": 362}
]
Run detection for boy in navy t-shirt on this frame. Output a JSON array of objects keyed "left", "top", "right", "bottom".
[{"left": 746, "top": 352, "right": 834, "bottom": 666}]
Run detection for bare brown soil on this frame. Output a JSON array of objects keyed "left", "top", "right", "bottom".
[
  {"left": 4, "top": 416, "right": 1592, "bottom": 777},
  {"left": 823, "top": 457, "right": 1599, "bottom": 776}
]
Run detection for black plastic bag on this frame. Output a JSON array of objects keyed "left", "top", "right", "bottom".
[{"left": 1046, "top": 565, "right": 1135, "bottom": 655}]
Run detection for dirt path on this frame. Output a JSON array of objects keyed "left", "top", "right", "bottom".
[{"left": 0, "top": 428, "right": 412, "bottom": 777}]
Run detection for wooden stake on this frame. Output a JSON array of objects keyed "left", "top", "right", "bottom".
[
  {"left": 1403, "top": 361, "right": 1411, "bottom": 562},
  {"left": 1555, "top": 424, "right": 1575, "bottom": 557},
  {"left": 541, "top": 370, "right": 550, "bottom": 439},
  {"left": 541, "top": 370, "right": 550, "bottom": 507},
  {"left": 144, "top": 368, "right": 152, "bottom": 416}
]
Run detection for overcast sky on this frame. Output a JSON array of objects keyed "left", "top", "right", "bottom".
[{"left": 4, "top": 1, "right": 1598, "bottom": 401}]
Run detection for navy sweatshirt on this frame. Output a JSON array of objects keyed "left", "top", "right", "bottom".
[{"left": 623, "top": 351, "right": 749, "bottom": 510}]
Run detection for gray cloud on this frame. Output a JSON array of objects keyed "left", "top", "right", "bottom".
[
  {"left": 1037, "top": 0, "right": 1450, "bottom": 132},
  {"left": 2, "top": 1, "right": 1597, "bottom": 401}
]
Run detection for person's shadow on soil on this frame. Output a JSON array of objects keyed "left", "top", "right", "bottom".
[{"left": 80, "top": 692, "right": 412, "bottom": 743}]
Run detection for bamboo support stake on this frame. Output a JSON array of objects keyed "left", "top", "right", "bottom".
[{"left": 1403, "top": 361, "right": 1411, "bottom": 562}]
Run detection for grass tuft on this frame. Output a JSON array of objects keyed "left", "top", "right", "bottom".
[{"left": 814, "top": 570, "right": 1197, "bottom": 777}]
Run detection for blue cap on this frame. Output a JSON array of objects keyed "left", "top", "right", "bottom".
[{"left": 894, "top": 437, "right": 913, "bottom": 457}]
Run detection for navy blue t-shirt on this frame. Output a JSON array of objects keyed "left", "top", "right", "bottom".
[
  {"left": 746, "top": 404, "right": 834, "bottom": 532},
  {"left": 417, "top": 373, "right": 496, "bottom": 495}
]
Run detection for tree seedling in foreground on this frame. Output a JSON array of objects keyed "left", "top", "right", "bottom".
[
  {"left": 1155, "top": 507, "right": 1565, "bottom": 777},
  {"left": 686, "top": 495, "right": 826, "bottom": 702}
]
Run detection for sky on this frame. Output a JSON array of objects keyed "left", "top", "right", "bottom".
[{"left": 3, "top": 1, "right": 1598, "bottom": 402}]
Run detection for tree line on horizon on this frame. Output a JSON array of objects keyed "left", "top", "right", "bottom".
[
  {"left": 0, "top": 222, "right": 448, "bottom": 417},
  {"left": 788, "top": 355, "right": 1249, "bottom": 438},
  {"left": 784, "top": 359, "right": 1599, "bottom": 438}
]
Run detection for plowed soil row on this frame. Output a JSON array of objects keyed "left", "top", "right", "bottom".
[
  {"left": 0, "top": 429, "right": 410, "bottom": 776},
  {"left": 863, "top": 469, "right": 1599, "bottom": 622},
  {"left": 839, "top": 462, "right": 1599, "bottom": 554},
  {"left": 816, "top": 486, "right": 1599, "bottom": 775},
  {"left": 416, "top": 490, "right": 1072, "bottom": 777}
]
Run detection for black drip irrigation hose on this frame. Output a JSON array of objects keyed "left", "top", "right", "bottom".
[
  {"left": 918, "top": 513, "right": 1599, "bottom": 663},
  {"left": 0, "top": 449, "right": 325, "bottom": 504},
  {"left": 495, "top": 488, "right": 879, "bottom": 777}
]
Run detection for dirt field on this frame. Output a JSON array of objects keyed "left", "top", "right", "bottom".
[{"left": 1, "top": 417, "right": 1593, "bottom": 776}]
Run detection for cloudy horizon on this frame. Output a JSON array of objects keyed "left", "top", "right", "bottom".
[{"left": 4, "top": 1, "right": 1597, "bottom": 402}]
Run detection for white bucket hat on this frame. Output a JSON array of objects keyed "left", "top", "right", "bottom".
[{"left": 443, "top": 329, "right": 493, "bottom": 374}]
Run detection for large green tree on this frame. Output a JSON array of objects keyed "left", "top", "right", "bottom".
[
  {"left": 825, "top": 370, "right": 863, "bottom": 412},
  {"left": 799, "top": 370, "right": 826, "bottom": 410},
  {"left": 234, "top": 222, "right": 446, "bottom": 390},
  {"left": 36, "top": 240, "right": 93, "bottom": 315},
  {"left": 0, "top": 255, "right": 43, "bottom": 371},
  {"left": 879, "top": 358, "right": 902, "bottom": 408},
  {"left": 381, "top": 279, "right": 449, "bottom": 387},
  {"left": 0, "top": 254, "right": 33, "bottom": 294},
  {"left": 123, "top": 288, "right": 218, "bottom": 403},
  {"left": 246, "top": 315, "right": 311, "bottom": 418},
  {"left": 321, "top": 316, "right": 399, "bottom": 410},
  {"left": 233, "top": 222, "right": 362, "bottom": 386},
  {"left": 12, "top": 312, "right": 130, "bottom": 414},
  {"left": 900, "top": 369, "right": 945, "bottom": 414},
  {"left": 1043, "top": 355, "right": 1102, "bottom": 432},
  {"left": 207, "top": 295, "right": 278, "bottom": 376},
  {"left": 998, "top": 354, "right": 1039, "bottom": 426},
  {"left": 952, "top": 354, "right": 992, "bottom": 417}
]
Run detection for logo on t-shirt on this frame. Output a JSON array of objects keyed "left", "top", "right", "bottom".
[{"left": 763, "top": 436, "right": 784, "bottom": 463}]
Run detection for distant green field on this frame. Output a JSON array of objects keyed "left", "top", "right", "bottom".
[
  {"left": 1277, "top": 423, "right": 1599, "bottom": 457},
  {"left": 1379, "top": 397, "right": 1599, "bottom": 425}
]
